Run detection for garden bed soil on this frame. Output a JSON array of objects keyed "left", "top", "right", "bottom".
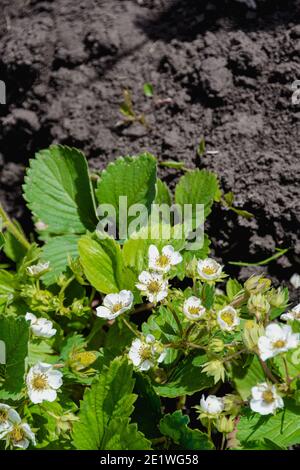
[{"left": 0, "top": 0, "right": 300, "bottom": 298}]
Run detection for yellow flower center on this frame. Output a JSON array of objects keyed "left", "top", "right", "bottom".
[
  {"left": 147, "top": 281, "right": 161, "bottom": 293},
  {"left": 112, "top": 302, "right": 123, "bottom": 313},
  {"left": 202, "top": 266, "right": 217, "bottom": 275},
  {"left": 156, "top": 254, "right": 170, "bottom": 268},
  {"left": 138, "top": 345, "right": 152, "bottom": 361},
  {"left": 0, "top": 410, "right": 8, "bottom": 423},
  {"left": 221, "top": 311, "right": 234, "bottom": 326},
  {"left": 273, "top": 340, "right": 286, "bottom": 349},
  {"left": 262, "top": 390, "right": 274, "bottom": 404},
  {"left": 11, "top": 426, "right": 25, "bottom": 443},
  {"left": 188, "top": 306, "right": 200, "bottom": 316},
  {"left": 31, "top": 373, "right": 48, "bottom": 390}
]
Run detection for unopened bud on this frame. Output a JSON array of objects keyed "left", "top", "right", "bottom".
[
  {"left": 247, "top": 293, "right": 270, "bottom": 320},
  {"left": 242, "top": 320, "right": 265, "bottom": 351},
  {"left": 216, "top": 415, "right": 235, "bottom": 434},
  {"left": 268, "top": 287, "right": 287, "bottom": 309},
  {"left": 244, "top": 275, "right": 271, "bottom": 295}
]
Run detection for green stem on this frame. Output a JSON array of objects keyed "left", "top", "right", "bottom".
[
  {"left": 282, "top": 357, "right": 291, "bottom": 391},
  {"left": 258, "top": 356, "right": 279, "bottom": 384},
  {"left": 184, "top": 322, "right": 196, "bottom": 340},
  {"left": 122, "top": 317, "right": 140, "bottom": 337},
  {"left": 221, "top": 433, "right": 226, "bottom": 451},
  {"left": 222, "top": 348, "right": 247, "bottom": 363},
  {"left": 59, "top": 275, "right": 75, "bottom": 298},
  {"left": 167, "top": 301, "right": 183, "bottom": 336},
  {"left": 0, "top": 203, "right": 31, "bottom": 250}
]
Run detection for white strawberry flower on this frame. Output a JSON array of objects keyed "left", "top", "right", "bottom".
[
  {"left": 26, "top": 262, "right": 50, "bottom": 277},
  {"left": 183, "top": 296, "right": 206, "bottom": 321},
  {"left": 136, "top": 271, "right": 168, "bottom": 303},
  {"left": 128, "top": 334, "right": 166, "bottom": 371},
  {"left": 1, "top": 419, "right": 36, "bottom": 449},
  {"left": 258, "top": 323, "right": 300, "bottom": 361},
  {"left": 25, "top": 312, "right": 56, "bottom": 338},
  {"left": 281, "top": 304, "right": 300, "bottom": 322},
  {"left": 250, "top": 382, "right": 284, "bottom": 415},
  {"left": 96, "top": 290, "right": 134, "bottom": 320},
  {"left": 200, "top": 395, "right": 224, "bottom": 415},
  {"left": 0, "top": 404, "right": 20, "bottom": 434},
  {"left": 217, "top": 306, "right": 240, "bottom": 332},
  {"left": 197, "top": 258, "right": 222, "bottom": 281},
  {"left": 148, "top": 244, "right": 182, "bottom": 273},
  {"left": 26, "top": 362, "right": 63, "bottom": 404}
]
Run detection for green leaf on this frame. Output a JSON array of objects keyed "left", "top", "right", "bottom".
[
  {"left": 78, "top": 234, "right": 123, "bottom": 294},
  {"left": 0, "top": 315, "right": 29, "bottom": 396},
  {"left": 132, "top": 374, "right": 162, "bottom": 439},
  {"left": 155, "top": 179, "right": 172, "bottom": 206},
  {"left": 103, "top": 418, "right": 151, "bottom": 450},
  {"left": 143, "top": 83, "right": 154, "bottom": 97},
  {"left": 123, "top": 223, "right": 185, "bottom": 276},
  {"left": 160, "top": 411, "right": 214, "bottom": 450},
  {"left": 175, "top": 169, "right": 219, "bottom": 219},
  {"left": 0, "top": 232, "right": 5, "bottom": 250},
  {"left": 232, "top": 356, "right": 265, "bottom": 401},
  {"left": 41, "top": 235, "right": 79, "bottom": 285},
  {"left": 226, "top": 278, "right": 243, "bottom": 301},
  {"left": 95, "top": 153, "right": 157, "bottom": 228},
  {"left": 0, "top": 270, "right": 17, "bottom": 295},
  {"left": 237, "top": 400, "right": 300, "bottom": 448},
  {"left": 23, "top": 145, "right": 97, "bottom": 235},
  {"left": 154, "top": 354, "right": 213, "bottom": 398},
  {"left": 3, "top": 230, "right": 27, "bottom": 263},
  {"left": 72, "top": 357, "right": 151, "bottom": 450}
]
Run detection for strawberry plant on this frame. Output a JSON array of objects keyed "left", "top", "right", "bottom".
[{"left": 0, "top": 146, "right": 299, "bottom": 451}]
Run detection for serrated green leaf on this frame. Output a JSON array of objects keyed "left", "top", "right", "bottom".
[
  {"left": 160, "top": 411, "right": 214, "bottom": 450},
  {"left": 72, "top": 357, "right": 151, "bottom": 450},
  {"left": 0, "top": 315, "right": 29, "bottom": 395},
  {"left": 237, "top": 400, "right": 300, "bottom": 448},
  {"left": 78, "top": 234, "right": 123, "bottom": 294},
  {"left": 155, "top": 179, "right": 172, "bottom": 206},
  {"left": 104, "top": 418, "right": 151, "bottom": 450},
  {"left": 23, "top": 145, "right": 97, "bottom": 235},
  {"left": 175, "top": 169, "right": 219, "bottom": 219},
  {"left": 95, "top": 153, "right": 157, "bottom": 228},
  {"left": 232, "top": 356, "right": 265, "bottom": 401},
  {"left": 154, "top": 354, "right": 213, "bottom": 398},
  {"left": 41, "top": 234, "right": 79, "bottom": 285}
]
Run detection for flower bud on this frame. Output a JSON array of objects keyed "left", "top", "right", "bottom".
[
  {"left": 185, "top": 257, "right": 198, "bottom": 279},
  {"left": 268, "top": 287, "right": 287, "bottom": 309},
  {"left": 216, "top": 415, "right": 235, "bottom": 434},
  {"left": 247, "top": 293, "right": 270, "bottom": 320},
  {"left": 242, "top": 320, "right": 265, "bottom": 351},
  {"left": 244, "top": 275, "right": 271, "bottom": 295},
  {"left": 223, "top": 394, "right": 242, "bottom": 416},
  {"left": 202, "top": 360, "right": 226, "bottom": 383},
  {"left": 209, "top": 338, "right": 225, "bottom": 353}
]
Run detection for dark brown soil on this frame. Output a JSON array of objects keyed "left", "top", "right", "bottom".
[{"left": 0, "top": 0, "right": 300, "bottom": 296}]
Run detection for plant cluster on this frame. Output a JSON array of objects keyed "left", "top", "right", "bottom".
[{"left": 0, "top": 146, "right": 299, "bottom": 450}]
